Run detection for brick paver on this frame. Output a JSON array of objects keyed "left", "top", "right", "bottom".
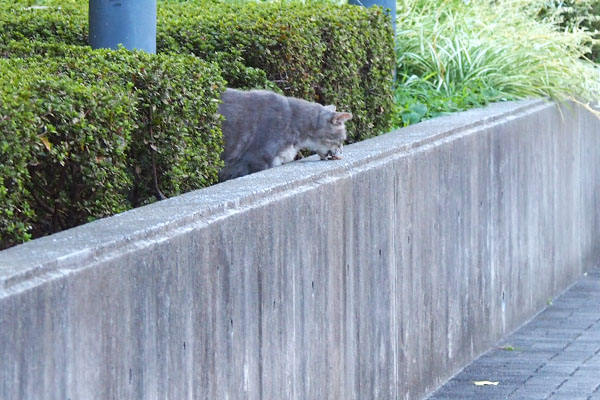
[{"left": 428, "top": 268, "right": 600, "bottom": 400}]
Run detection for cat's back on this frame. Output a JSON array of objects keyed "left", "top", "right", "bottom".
[
  {"left": 219, "top": 88, "right": 288, "bottom": 117},
  {"left": 218, "top": 89, "right": 292, "bottom": 159}
]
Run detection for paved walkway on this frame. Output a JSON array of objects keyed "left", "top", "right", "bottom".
[{"left": 428, "top": 268, "right": 600, "bottom": 400}]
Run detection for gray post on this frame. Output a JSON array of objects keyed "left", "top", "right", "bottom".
[
  {"left": 89, "top": 0, "right": 157, "bottom": 54},
  {"left": 348, "top": 0, "right": 396, "bottom": 32}
]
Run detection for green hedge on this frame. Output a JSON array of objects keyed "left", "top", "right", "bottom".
[
  {"left": 0, "top": 0, "right": 395, "bottom": 142},
  {"left": 0, "top": 58, "right": 136, "bottom": 248},
  {"left": 0, "top": 43, "right": 225, "bottom": 248},
  {"left": 0, "top": 2, "right": 87, "bottom": 45}
]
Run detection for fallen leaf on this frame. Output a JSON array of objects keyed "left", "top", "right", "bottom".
[
  {"left": 473, "top": 381, "right": 499, "bottom": 386},
  {"left": 39, "top": 135, "right": 52, "bottom": 151}
]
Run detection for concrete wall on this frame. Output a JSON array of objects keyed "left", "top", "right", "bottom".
[{"left": 1, "top": 100, "right": 599, "bottom": 400}]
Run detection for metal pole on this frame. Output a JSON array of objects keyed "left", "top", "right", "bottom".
[{"left": 89, "top": 0, "right": 157, "bottom": 54}]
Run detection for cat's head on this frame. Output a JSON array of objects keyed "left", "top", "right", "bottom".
[{"left": 306, "top": 105, "right": 352, "bottom": 160}]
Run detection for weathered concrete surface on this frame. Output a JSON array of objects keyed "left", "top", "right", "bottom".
[{"left": 0, "top": 100, "right": 599, "bottom": 400}]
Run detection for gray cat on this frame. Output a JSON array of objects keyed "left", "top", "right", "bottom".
[{"left": 217, "top": 88, "right": 352, "bottom": 181}]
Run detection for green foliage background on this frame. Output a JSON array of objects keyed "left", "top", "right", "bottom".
[
  {"left": 394, "top": 0, "right": 600, "bottom": 127},
  {"left": 0, "top": 0, "right": 395, "bottom": 249},
  {"left": 0, "top": 46, "right": 226, "bottom": 248}
]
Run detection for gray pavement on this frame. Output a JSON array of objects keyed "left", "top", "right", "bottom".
[{"left": 428, "top": 268, "right": 600, "bottom": 400}]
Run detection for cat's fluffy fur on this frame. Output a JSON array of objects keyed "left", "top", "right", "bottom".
[{"left": 218, "top": 89, "right": 352, "bottom": 181}]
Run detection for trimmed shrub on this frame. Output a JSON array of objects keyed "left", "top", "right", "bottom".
[
  {"left": 109, "top": 50, "right": 226, "bottom": 205},
  {"left": 0, "top": 59, "right": 136, "bottom": 248},
  {"left": 1, "top": 64, "right": 37, "bottom": 248},
  {"left": 0, "top": 42, "right": 226, "bottom": 248},
  {"left": 0, "top": 2, "right": 87, "bottom": 46},
  {"left": 2, "top": 41, "right": 226, "bottom": 204},
  {"left": 209, "top": 49, "right": 282, "bottom": 92}
]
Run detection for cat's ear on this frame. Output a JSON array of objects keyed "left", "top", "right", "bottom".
[
  {"left": 332, "top": 112, "right": 352, "bottom": 125},
  {"left": 324, "top": 105, "right": 336, "bottom": 112}
]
